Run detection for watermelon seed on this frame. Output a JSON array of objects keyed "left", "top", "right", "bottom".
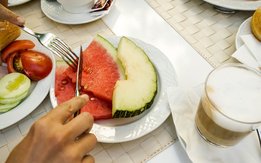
[
  {"left": 87, "top": 68, "right": 93, "bottom": 74},
  {"left": 84, "top": 85, "right": 88, "bottom": 90},
  {"left": 60, "top": 86, "right": 65, "bottom": 90},
  {"left": 62, "top": 79, "right": 68, "bottom": 85}
]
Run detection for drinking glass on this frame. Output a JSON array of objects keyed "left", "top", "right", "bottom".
[{"left": 195, "top": 63, "right": 261, "bottom": 146}]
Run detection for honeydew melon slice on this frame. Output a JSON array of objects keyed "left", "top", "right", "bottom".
[
  {"left": 0, "top": 73, "right": 31, "bottom": 100},
  {"left": 112, "top": 37, "right": 157, "bottom": 118}
]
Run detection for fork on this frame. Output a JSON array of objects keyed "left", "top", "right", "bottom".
[
  {"left": 73, "top": 46, "right": 83, "bottom": 118},
  {"left": 256, "top": 129, "right": 261, "bottom": 149},
  {"left": 20, "top": 26, "right": 79, "bottom": 70}
]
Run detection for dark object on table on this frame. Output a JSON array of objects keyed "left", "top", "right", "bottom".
[{"left": 91, "top": 0, "right": 113, "bottom": 12}]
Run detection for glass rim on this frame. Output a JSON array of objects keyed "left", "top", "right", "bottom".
[{"left": 204, "top": 63, "right": 261, "bottom": 125}]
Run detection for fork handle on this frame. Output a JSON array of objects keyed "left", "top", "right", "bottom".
[{"left": 20, "top": 26, "right": 37, "bottom": 37}]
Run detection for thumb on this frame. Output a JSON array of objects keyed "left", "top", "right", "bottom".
[{"left": 0, "top": 3, "right": 25, "bottom": 26}]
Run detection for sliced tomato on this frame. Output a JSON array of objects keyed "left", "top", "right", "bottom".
[
  {"left": 20, "top": 50, "right": 52, "bottom": 81},
  {"left": 13, "top": 53, "right": 24, "bottom": 73},
  {"left": 1, "top": 40, "right": 35, "bottom": 63},
  {"left": 6, "top": 52, "right": 18, "bottom": 73}
]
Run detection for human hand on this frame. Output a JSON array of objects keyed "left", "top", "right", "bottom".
[
  {"left": 6, "top": 94, "right": 97, "bottom": 163},
  {"left": 0, "top": 3, "right": 25, "bottom": 26}
]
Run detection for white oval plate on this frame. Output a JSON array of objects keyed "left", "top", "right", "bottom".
[
  {"left": 40, "top": 0, "right": 114, "bottom": 25},
  {"left": 0, "top": 31, "right": 55, "bottom": 130},
  {"left": 235, "top": 17, "right": 252, "bottom": 49},
  {"left": 49, "top": 36, "right": 178, "bottom": 143},
  {"left": 8, "top": 0, "right": 31, "bottom": 7},
  {"left": 204, "top": 0, "right": 261, "bottom": 11}
]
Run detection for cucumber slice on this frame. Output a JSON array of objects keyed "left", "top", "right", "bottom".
[
  {"left": 0, "top": 101, "right": 20, "bottom": 113},
  {"left": 112, "top": 37, "right": 157, "bottom": 118},
  {"left": 0, "top": 73, "right": 31, "bottom": 99},
  {"left": 0, "top": 90, "right": 28, "bottom": 104}
]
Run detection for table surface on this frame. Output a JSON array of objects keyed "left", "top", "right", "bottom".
[
  {"left": 0, "top": 0, "right": 253, "bottom": 162},
  {"left": 103, "top": 1, "right": 212, "bottom": 162}
]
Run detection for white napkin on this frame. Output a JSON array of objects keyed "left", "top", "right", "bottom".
[
  {"left": 168, "top": 86, "right": 261, "bottom": 163},
  {"left": 232, "top": 34, "right": 261, "bottom": 70},
  {"left": 241, "top": 35, "right": 261, "bottom": 65}
]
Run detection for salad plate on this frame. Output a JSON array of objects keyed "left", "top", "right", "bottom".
[
  {"left": 203, "top": 0, "right": 261, "bottom": 11},
  {"left": 0, "top": 31, "right": 56, "bottom": 130},
  {"left": 8, "top": 0, "right": 31, "bottom": 7},
  {"left": 49, "top": 36, "right": 178, "bottom": 143},
  {"left": 40, "top": 0, "right": 114, "bottom": 25}
]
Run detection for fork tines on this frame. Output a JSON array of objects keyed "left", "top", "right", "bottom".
[{"left": 49, "top": 38, "right": 79, "bottom": 70}]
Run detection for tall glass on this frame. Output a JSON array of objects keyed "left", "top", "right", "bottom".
[{"left": 195, "top": 63, "right": 261, "bottom": 146}]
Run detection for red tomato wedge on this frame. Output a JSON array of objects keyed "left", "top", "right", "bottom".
[
  {"left": 1, "top": 40, "right": 35, "bottom": 63},
  {"left": 6, "top": 52, "right": 18, "bottom": 73},
  {"left": 20, "top": 50, "right": 52, "bottom": 81}
]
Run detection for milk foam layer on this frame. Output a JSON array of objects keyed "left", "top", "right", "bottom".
[{"left": 207, "top": 66, "right": 261, "bottom": 124}]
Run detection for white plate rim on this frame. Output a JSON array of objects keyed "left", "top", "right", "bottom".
[
  {"left": 49, "top": 36, "right": 178, "bottom": 143},
  {"left": 203, "top": 0, "right": 261, "bottom": 11},
  {"left": 8, "top": 0, "right": 31, "bottom": 7},
  {"left": 0, "top": 31, "right": 56, "bottom": 130},
  {"left": 40, "top": 0, "right": 115, "bottom": 25},
  {"left": 235, "top": 17, "right": 252, "bottom": 49}
]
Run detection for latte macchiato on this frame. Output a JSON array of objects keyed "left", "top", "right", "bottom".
[{"left": 195, "top": 64, "right": 261, "bottom": 146}]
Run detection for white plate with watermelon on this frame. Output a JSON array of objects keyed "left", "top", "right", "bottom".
[
  {"left": 50, "top": 35, "right": 177, "bottom": 143},
  {"left": 0, "top": 31, "right": 56, "bottom": 130},
  {"left": 8, "top": 0, "right": 31, "bottom": 7}
]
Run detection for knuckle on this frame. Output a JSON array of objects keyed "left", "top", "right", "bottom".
[
  {"left": 90, "top": 155, "right": 95, "bottom": 163},
  {"left": 62, "top": 128, "right": 73, "bottom": 140},
  {"left": 89, "top": 133, "right": 97, "bottom": 144},
  {"left": 58, "top": 103, "right": 75, "bottom": 120},
  {"left": 31, "top": 118, "right": 48, "bottom": 133},
  {"left": 88, "top": 155, "right": 95, "bottom": 163},
  {"left": 59, "top": 101, "right": 73, "bottom": 112},
  {"left": 30, "top": 119, "right": 67, "bottom": 148},
  {"left": 83, "top": 155, "right": 95, "bottom": 163},
  {"left": 49, "top": 132, "right": 65, "bottom": 147}
]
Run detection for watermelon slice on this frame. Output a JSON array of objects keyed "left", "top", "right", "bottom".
[
  {"left": 65, "top": 35, "right": 123, "bottom": 102},
  {"left": 55, "top": 35, "right": 123, "bottom": 120},
  {"left": 55, "top": 66, "right": 113, "bottom": 120},
  {"left": 55, "top": 66, "right": 75, "bottom": 104}
]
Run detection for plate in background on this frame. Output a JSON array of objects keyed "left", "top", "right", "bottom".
[
  {"left": 204, "top": 0, "right": 261, "bottom": 11},
  {"left": 0, "top": 31, "right": 55, "bottom": 130}
]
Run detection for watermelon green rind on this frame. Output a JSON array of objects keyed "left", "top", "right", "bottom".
[
  {"left": 95, "top": 34, "right": 117, "bottom": 62},
  {"left": 113, "top": 97, "right": 156, "bottom": 118},
  {"left": 95, "top": 34, "right": 125, "bottom": 80},
  {"left": 112, "top": 36, "right": 157, "bottom": 118}
]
